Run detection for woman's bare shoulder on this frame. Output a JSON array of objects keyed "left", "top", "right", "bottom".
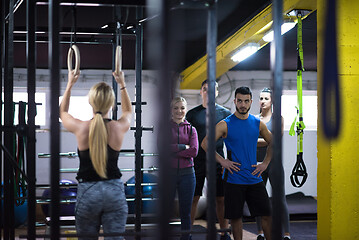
[
  {"left": 75, "top": 120, "right": 91, "bottom": 135},
  {"left": 107, "top": 119, "right": 130, "bottom": 133}
]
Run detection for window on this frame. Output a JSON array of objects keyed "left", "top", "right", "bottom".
[
  {"left": 281, "top": 91, "right": 317, "bottom": 131},
  {"left": 9, "top": 92, "right": 47, "bottom": 126},
  {"left": 59, "top": 96, "right": 93, "bottom": 121}
]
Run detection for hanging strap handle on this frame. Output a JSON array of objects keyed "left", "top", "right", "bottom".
[
  {"left": 115, "top": 45, "right": 122, "bottom": 74},
  {"left": 290, "top": 152, "right": 308, "bottom": 187},
  {"left": 67, "top": 45, "right": 80, "bottom": 75}
]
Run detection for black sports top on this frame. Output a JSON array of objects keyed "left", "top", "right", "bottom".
[
  {"left": 186, "top": 104, "right": 231, "bottom": 160},
  {"left": 76, "top": 119, "right": 122, "bottom": 182},
  {"left": 76, "top": 146, "right": 122, "bottom": 182}
]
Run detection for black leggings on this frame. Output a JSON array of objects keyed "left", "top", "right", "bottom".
[{"left": 255, "top": 162, "right": 290, "bottom": 233}]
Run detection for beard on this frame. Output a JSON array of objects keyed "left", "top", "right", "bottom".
[{"left": 236, "top": 106, "right": 250, "bottom": 115}]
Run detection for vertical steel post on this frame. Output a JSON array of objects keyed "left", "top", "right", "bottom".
[
  {"left": 206, "top": 0, "right": 218, "bottom": 239},
  {"left": 148, "top": 0, "right": 174, "bottom": 239},
  {"left": 271, "top": 0, "right": 284, "bottom": 239},
  {"left": 26, "top": 0, "right": 36, "bottom": 239},
  {"left": 112, "top": 7, "right": 121, "bottom": 120},
  {"left": 0, "top": 0, "right": 4, "bottom": 236},
  {"left": 134, "top": 7, "right": 144, "bottom": 239},
  {"left": 4, "top": 0, "right": 15, "bottom": 239},
  {"left": 49, "top": 0, "right": 61, "bottom": 239}
]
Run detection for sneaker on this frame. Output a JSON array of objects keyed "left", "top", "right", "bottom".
[
  {"left": 220, "top": 232, "right": 232, "bottom": 240},
  {"left": 257, "top": 235, "right": 265, "bottom": 240}
]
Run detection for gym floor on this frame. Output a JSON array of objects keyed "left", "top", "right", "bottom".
[{"left": 12, "top": 219, "right": 317, "bottom": 239}]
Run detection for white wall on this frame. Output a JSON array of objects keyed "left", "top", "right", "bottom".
[{"left": 13, "top": 69, "right": 317, "bottom": 197}]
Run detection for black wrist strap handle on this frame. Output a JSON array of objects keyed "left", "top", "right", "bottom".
[{"left": 290, "top": 152, "right": 308, "bottom": 187}]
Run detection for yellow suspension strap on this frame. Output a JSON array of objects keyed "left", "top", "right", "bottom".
[{"left": 289, "top": 13, "right": 307, "bottom": 187}]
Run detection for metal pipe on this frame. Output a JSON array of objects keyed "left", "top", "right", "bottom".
[
  {"left": 112, "top": 7, "right": 120, "bottom": 120},
  {"left": 206, "top": 1, "right": 218, "bottom": 239},
  {"left": 148, "top": 0, "right": 174, "bottom": 239},
  {"left": 271, "top": 0, "right": 284, "bottom": 239},
  {"left": 4, "top": 0, "right": 24, "bottom": 21},
  {"left": 135, "top": 7, "right": 144, "bottom": 238},
  {"left": 4, "top": 0, "right": 16, "bottom": 238},
  {"left": 38, "top": 152, "right": 158, "bottom": 158},
  {"left": 26, "top": 1, "right": 37, "bottom": 238},
  {"left": 0, "top": 0, "right": 3, "bottom": 234},
  {"left": 0, "top": 144, "right": 28, "bottom": 181},
  {"left": 49, "top": 0, "right": 61, "bottom": 238},
  {"left": 36, "top": 0, "right": 146, "bottom": 7},
  {"left": 59, "top": 167, "right": 159, "bottom": 173}
]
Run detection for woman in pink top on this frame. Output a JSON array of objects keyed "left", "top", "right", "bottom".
[{"left": 170, "top": 96, "right": 198, "bottom": 240}]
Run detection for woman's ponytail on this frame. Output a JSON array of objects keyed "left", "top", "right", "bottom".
[
  {"left": 88, "top": 82, "right": 115, "bottom": 179},
  {"left": 89, "top": 113, "right": 108, "bottom": 178}
]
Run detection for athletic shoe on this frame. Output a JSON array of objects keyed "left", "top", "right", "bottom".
[
  {"left": 220, "top": 232, "right": 232, "bottom": 240},
  {"left": 257, "top": 235, "right": 265, "bottom": 240}
]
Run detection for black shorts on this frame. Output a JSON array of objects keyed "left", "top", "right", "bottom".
[
  {"left": 224, "top": 182, "right": 271, "bottom": 219},
  {"left": 194, "top": 168, "right": 224, "bottom": 197}
]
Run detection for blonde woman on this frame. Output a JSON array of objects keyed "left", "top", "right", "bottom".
[
  {"left": 170, "top": 97, "right": 198, "bottom": 240},
  {"left": 60, "top": 70, "right": 132, "bottom": 240}
]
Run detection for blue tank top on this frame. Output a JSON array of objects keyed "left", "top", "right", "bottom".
[{"left": 223, "top": 113, "right": 262, "bottom": 184}]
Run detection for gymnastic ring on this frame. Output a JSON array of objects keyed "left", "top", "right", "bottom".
[
  {"left": 115, "top": 45, "right": 122, "bottom": 74},
  {"left": 67, "top": 44, "right": 80, "bottom": 75}
]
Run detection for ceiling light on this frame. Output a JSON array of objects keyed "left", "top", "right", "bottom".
[
  {"left": 14, "top": 31, "right": 46, "bottom": 34},
  {"left": 101, "top": 24, "right": 109, "bottom": 29},
  {"left": 231, "top": 43, "right": 260, "bottom": 62},
  {"left": 287, "top": 9, "right": 312, "bottom": 17},
  {"left": 262, "top": 22, "right": 297, "bottom": 42}
]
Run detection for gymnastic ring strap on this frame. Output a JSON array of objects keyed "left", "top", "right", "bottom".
[
  {"left": 115, "top": 45, "right": 122, "bottom": 74},
  {"left": 67, "top": 44, "right": 80, "bottom": 75},
  {"left": 290, "top": 152, "right": 308, "bottom": 187}
]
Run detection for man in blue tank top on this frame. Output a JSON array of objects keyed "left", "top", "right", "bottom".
[{"left": 202, "top": 86, "right": 273, "bottom": 240}]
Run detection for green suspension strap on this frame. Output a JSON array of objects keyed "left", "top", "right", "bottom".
[
  {"left": 13, "top": 102, "right": 27, "bottom": 206},
  {"left": 289, "top": 14, "right": 308, "bottom": 187}
]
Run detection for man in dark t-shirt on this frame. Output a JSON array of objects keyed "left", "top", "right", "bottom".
[{"left": 186, "top": 80, "right": 231, "bottom": 240}]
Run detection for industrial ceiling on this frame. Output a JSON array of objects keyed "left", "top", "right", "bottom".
[{"left": 9, "top": 0, "right": 317, "bottom": 88}]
